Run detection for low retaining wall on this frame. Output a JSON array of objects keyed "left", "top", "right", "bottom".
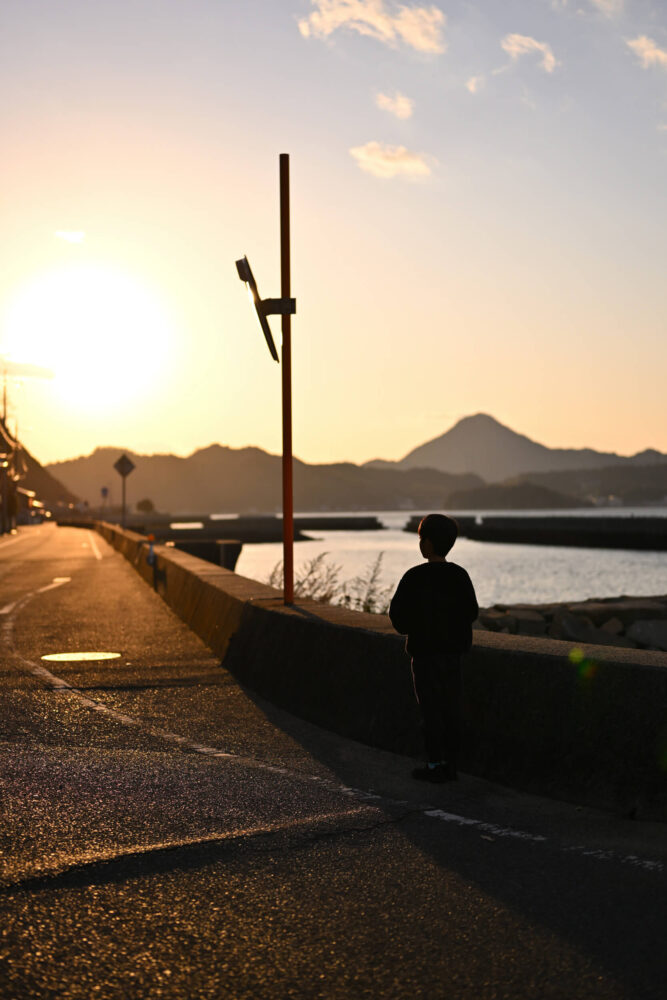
[{"left": 96, "top": 522, "right": 667, "bottom": 820}]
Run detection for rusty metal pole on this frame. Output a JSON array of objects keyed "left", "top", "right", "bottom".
[{"left": 280, "top": 154, "right": 294, "bottom": 605}]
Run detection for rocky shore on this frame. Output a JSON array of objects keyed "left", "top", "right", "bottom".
[{"left": 474, "top": 595, "right": 667, "bottom": 651}]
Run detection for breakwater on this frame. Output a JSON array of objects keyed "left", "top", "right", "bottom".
[
  {"left": 166, "top": 538, "right": 243, "bottom": 570},
  {"left": 132, "top": 514, "right": 383, "bottom": 542},
  {"left": 136, "top": 516, "right": 310, "bottom": 543},
  {"left": 294, "top": 516, "right": 383, "bottom": 531},
  {"left": 405, "top": 514, "right": 667, "bottom": 551}
]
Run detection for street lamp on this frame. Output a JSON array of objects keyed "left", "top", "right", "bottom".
[
  {"left": 235, "top": 256, "right": 283, "bottom": 363},
  {"left": 236, "top": 154, "right": 297, "bottom": 604}
]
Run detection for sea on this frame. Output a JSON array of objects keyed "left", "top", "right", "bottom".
[{"left": 234, "top": 508, "right": 667, "bottom": 608}]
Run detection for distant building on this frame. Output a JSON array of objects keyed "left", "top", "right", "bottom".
[{"left": 0, "top": 417, "right": 26, "bottom": 533}]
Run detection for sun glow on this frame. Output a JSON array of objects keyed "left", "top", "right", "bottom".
[{"left": 2, "top": 265, "right": 175, "bottom": 412}]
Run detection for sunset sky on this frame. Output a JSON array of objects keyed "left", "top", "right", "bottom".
[{"left": 1, "top": 0, "right": 666, "bottom": 467}]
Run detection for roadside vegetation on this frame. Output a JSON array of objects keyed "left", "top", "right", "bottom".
[{"left": 266, "top": 552, "right": 393, "bottom": 614}]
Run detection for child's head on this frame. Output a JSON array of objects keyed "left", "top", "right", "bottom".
[{"left": 418, "top": 514, "right": 458, "bottom": 558}]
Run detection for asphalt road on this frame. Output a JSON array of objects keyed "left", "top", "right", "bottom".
[{"left": 1, "top": 524, "right": 666, "bottom": 999}]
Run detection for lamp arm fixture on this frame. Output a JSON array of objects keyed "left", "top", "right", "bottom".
[{"left": 235, "top": 255, "right": 296, "bottom": 363}]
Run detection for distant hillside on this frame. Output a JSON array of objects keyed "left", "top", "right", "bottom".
[
  {"left": 48, "top": 415, "right": 667, "bottom": 514},
  {"left": 510, "top": 465, "right": 667, "bottom": 506},
  {"left": 21, "top": 445, "right": 79, "bottom": 507},
  {"left": 366, "top": 414, "right": 667, "bottom": 482},
  {"left": 47, "top": 445, "right": 483, "bottom": 514},
  {"left": 0, "top": 418, "right": 77, "bottom": 507},
  {"left": 446, "top": 482, "right": 592, "bottom": 511}
]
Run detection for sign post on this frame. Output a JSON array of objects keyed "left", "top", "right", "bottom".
[{"left": 113, "top": 454, "right": 135, "bottom": 529}]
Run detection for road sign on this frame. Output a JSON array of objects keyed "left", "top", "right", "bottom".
[
  {"left": 113, "top": 455, "right": 135, "bottom": 529},
  {"left": 114, "top": 454, "right": 135, "bottom": 479}
]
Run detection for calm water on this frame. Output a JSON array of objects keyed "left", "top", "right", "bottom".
[{"left": 235, "top": 509, "right": 667, "bottom": 608}]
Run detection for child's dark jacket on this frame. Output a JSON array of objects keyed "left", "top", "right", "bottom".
[{"left": 389, "top": 561, "right": 479, "bottom": 656}]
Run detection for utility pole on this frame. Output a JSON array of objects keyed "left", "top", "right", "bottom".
[
  {"left": 1, "top": 376, "right": 8, "bottom": 534},
  {"left": 280, "top": 154, "right": 294, "bottom": 604},
  {"left": 235, "top": 155, "right": 297, "bottom": 606}
]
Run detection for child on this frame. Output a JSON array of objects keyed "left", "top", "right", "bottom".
[{"left": 389, "top": 514, "right": 478, "bottom": 783}]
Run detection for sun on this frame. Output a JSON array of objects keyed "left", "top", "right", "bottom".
[{"left": 2, "top": 264, "right": 175, "bottom": 411}]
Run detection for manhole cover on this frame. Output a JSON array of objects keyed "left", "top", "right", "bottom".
[{"left": 41, "top": 652, "right": 122, "bottom": 662}]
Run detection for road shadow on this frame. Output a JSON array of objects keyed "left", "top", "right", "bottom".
[{"left": 233, "top": 676, "right": 667, "bottom": 1000}]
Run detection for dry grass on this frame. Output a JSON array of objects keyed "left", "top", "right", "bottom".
[{"left": 266, "top": 552, "right": 393, "bottom": 614}]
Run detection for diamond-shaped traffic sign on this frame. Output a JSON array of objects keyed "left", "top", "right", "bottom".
[{"left": 113, "top": 454, "right": 135, "bottom": 479}]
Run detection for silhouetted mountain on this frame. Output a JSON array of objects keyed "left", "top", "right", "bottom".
[
  {"left": 366, "top": 414, "right": 667, "bottom": 482},
  {"left": 47, "top": 445, "right": 483, "bottom": 514}
]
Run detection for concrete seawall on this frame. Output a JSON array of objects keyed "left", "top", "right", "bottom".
[
  {"left": 96, "top": 521, "right": 667, "bottom": 820},
  {"left": 406, "top": 514, "right": 667, "bottom": 551}
]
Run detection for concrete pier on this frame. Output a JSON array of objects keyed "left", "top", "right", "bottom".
[{"left": 405, "top": 514, "right": 667, "bottom": 551}]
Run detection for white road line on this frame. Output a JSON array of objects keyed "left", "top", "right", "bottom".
[
  {"left": 3, "top": 580, "right": 665, "bottom": 877},
  {"left": 1, "top": 578, "right": 72, "bottom": 639},
  {"left": 87, "top": 532, "right": 102, "bottom": 560},
  {"left": 425, "top": 809, "right": 547, "bottom": 843},
  {"left": 0, "top": 530, "right": 38, "bottom": 551},
  {"left": 37, "top": 577, "right": 72, "bottom": 595},
  {"left": 423, "top": 811, "right": 663, "bottom": 872}
]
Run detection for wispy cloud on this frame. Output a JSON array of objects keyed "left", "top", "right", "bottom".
[
  {"left": 349, "top": 141, "right": 434, "bottom": 178},
  {"left": 627, "top": 36, "right": 667, "bottom": 70},
  {"left": 501, "top": 33, "right": 559, "bottom": 73},
  {"left": 55, "top": 230, "right": 86, "bottom": 244},
  {"left": 466, "top": 75, "right": 485, "bottom": 94},
  {"left": 375, "top": 90, "right": 414, "bottom": 118},
  {"left": 551, "top": 0, "right": 622, "bottom": 14},
  {"left": 589, "top": 0, "right": 623, "bottom": 15},
  {"left": 298, "top": 0, "right": 446, "bottom": 54}
]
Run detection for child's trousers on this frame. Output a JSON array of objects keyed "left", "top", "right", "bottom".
[{"left": 411, "top": 653, "right": 462, "bottom": 764}]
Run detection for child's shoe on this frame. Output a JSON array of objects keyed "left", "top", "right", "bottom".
[{"left": 411, "top": 762, "right": 457, "bottom": 783}]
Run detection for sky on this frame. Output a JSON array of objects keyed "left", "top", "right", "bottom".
[{"left": 1, "top": 0, "right": 666, "bottom": 467}]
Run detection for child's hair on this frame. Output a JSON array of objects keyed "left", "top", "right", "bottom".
[{"left": 418, "top": 513, "right": 459, "bottom": 556}]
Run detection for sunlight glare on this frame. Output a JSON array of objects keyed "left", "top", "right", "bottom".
[
  {"left": 55, "top": 230, "right": 86, "bottom": 244},
  {"left": 2, "top": 265, "right": 175, "bottom": 412}
]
